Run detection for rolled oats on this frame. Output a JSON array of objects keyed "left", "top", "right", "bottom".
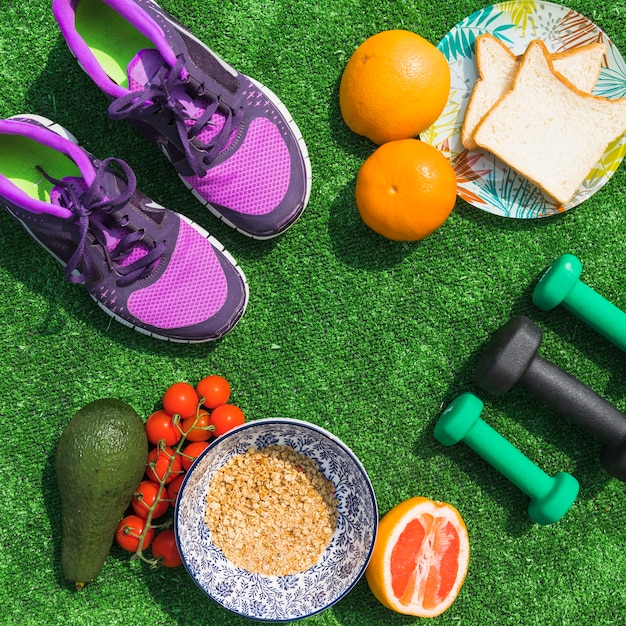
[{"left": 204, "top": 444, "right": 338, "bottom": 576}]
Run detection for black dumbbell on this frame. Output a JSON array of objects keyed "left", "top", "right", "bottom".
[{"left": 473, "top": 315, "right": 626, "bottom": 482}]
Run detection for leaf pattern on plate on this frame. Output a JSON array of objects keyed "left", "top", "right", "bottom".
[
  {"left": 452, "top": 149, "right": 492, "bottom": 206},
  {"left": 584, "top": 137, "right": 626, "bottom": 185},
  {"left": 501, "top": 0, "right": 538, "bottom": 37},
  {"left": 595, "top": 46, "right": 626, "bottom": 98},
  {"left": 556, "top": 9, "right": 605, "bottom": 51},
  {"left": 421, "top": 91, "right": 463, "bottom": 149},
  {"left": 439, "top": 4, "right": 498, "bottom": 60}
]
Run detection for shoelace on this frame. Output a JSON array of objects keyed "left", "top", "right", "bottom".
[
  {"left": 39, "top": 158, "right": 166, "bottom": 288},
  {"left": 108, "top": 55, "right": 244, "bottom": 177}
]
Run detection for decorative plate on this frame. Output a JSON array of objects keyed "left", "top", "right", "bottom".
[
  {"left": 174, "top": 418, "right": 378, "bottom": 622},
  {"left": 421, "top": 1, "right": 626, "bottom": 218}
]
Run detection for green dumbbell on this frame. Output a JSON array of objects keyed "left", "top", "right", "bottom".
[
  {"left": 434, "top": 393, "right": 579, "bottom": 525},
  {"left": 533, "top": 253, "right": 626, "bottom": 353}
]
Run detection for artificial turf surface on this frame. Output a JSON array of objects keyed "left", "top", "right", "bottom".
[{"left": 1, "top": 0, "right": 626, "bottom": 624}]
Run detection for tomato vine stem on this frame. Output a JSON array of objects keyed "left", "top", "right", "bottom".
[{"left": 133, "top": 400, "right": 207, "bottom": 566}]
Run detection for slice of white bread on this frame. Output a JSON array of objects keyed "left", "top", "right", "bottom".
[
  {"left": 472, "top": 40, "right": 626, "bottom": 205},
  {"left": 461, "top": 34, "right": 606, "bottom": 150}
]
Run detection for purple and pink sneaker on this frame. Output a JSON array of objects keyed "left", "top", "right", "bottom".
[
  {"left": 0, "top": 115, "right": 248, "bottom": 342},
  {"left": 52, "top": 0, "right": 312, "bottom": 239}
]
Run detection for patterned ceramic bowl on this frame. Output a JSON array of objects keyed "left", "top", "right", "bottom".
[{"left": 174, "top": 418, "right": 378, "bottom": 622}]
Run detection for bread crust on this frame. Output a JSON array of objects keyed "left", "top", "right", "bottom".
[{"left": 461, "top": 34, "right": 517, "bottom": 150}]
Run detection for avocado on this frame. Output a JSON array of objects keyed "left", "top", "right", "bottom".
[{"left": 56, "top": 398, "right": 148, "bottom": 589}]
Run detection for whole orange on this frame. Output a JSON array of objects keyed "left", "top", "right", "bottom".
[
  {"left": 355, "top": 139, "right": 457, "bottom": 241},
  {"left": 339, "top": 30, "right": 450, "bottom": 145}
]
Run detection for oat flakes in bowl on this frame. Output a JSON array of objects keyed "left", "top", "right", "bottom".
[{"left": 174, "top": 418, "right": 378, "bottom": 622}]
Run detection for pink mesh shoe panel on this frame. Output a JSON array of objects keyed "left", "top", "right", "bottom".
[
  {"left": 127, "top": 50, "right": 163, "bottom": 91},
  {"left": 184, "top": 117, "right": 290, "bottom": 215},
  {"left": 127, "top": 219, "right": 228, "bottom": 328}
]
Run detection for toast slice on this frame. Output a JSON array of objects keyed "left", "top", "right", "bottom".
[
  {"left": 472, "top": 40, "right": 626, "bottom": 205},
  {"left": 461, "top": 34, "right": 606, "bottom": 150}
]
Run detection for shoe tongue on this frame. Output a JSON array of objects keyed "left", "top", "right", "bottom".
[
  {"left": 50, "top": 176, "right": 87, "bottom": 207},
  {"left": 127, "top": 48, "right": 165, "bottom": 91},
  {"left": 126, "top": 48, "right": 231, "bottom": 152}
]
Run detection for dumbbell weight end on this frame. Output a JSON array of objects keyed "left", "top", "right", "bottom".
[
  {"left": 599, "top": 439, "right": 626, "bottom": 483},
  {"left": 532, "top": 254, "right": 583, "bottom": 311},
  {"left": 527, "top": 471, "right": 580, "bottom": 527},
  {"left": 474, "top": 315, "right": 626, "bottom": 446}
]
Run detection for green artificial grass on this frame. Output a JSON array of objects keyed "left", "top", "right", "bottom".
[{"left": 1, "top": 0, "right": 626, "bottom": 624}]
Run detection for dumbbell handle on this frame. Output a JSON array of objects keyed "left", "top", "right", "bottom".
[
  {"left": 560, "top": 281, "right": 626, "bottom": 353},
  {"left": 521, "top": 354, "right": 626, "bottom": 444},
  {"left": 459, "top": 414, "right": 557, "bottom": 500}
]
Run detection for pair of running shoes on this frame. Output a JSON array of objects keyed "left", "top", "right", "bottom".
[{"left": 2, "top": 0, "right": 311, "bottom": 342}]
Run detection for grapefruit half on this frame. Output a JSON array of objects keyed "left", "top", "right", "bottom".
[{"left": 365, "top": 496, "right": 469, "bottom": 617}]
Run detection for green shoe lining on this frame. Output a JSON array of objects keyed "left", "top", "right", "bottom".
[
  {"left": 75, "top": 0, "right": 153, "bottom": 88},
  {"left": 0, "top": 135, "right": 81, "bottom": 203}
]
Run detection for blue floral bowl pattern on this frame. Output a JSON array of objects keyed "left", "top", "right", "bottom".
[{"left": 174, "top": 418, "right": 378, "bottom": 622}]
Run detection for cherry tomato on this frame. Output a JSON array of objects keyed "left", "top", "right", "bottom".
[
  {"left": 115, "top": 514, "right": 154, "bottom": 552},
  {"left": 166, "top": 473, "right": 185, "bottom": 505},
  {"left": 208, "top": 403, "right": 245, "bottom": 437},
  {"left": 131, "top": 480, "right": 169, "bottom": 519},
  {"left": 162, "top": 382, "right": 199, "bottom": 419},
  {"left": 146, "top": 446, "right": 183, "bottom": 484},
  {"left": 151, "top": 529, "right": 183, "bottom": 567},
  {"left": 196, "top": 375, "right": 231, "bottom": 409},
  {"left": 180, "top": 440, "right": 210, "bottom": 471},
  {"left": 145, "top": 409, "right": 182, "bottom": 447},
  {"left": 181, "top": 409, "right": 214, "bottom": 442}
]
